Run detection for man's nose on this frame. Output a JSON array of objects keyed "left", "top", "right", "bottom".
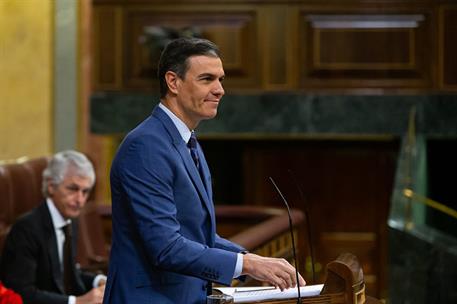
[
  {"left": 75, "top": 190, "right": 88, "bottom": 204},
  {"left": 213, "top": 81, "right": 225, "bottom": 96}
]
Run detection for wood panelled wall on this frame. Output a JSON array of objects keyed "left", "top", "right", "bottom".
[
  {"left": 92, "top": 0, "right": 457, "bottom": 93},
  {"left": 203, "top": 138, "right": 399, "bottom": 298},
  {"left": 89, "top": 0, "right": 455, "bottom": 300}
]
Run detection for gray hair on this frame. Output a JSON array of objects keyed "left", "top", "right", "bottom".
[{"left": 42, "top": 150, "right": 95, "bottom": 196}]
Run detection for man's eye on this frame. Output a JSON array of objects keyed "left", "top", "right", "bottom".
[
  {"left": 66, "top": 186, "right": 90, "bottom": 195},
  {"left": 199, "top": 75, "right": 215, "bottom": 81}
]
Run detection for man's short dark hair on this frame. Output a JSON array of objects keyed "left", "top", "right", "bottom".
[{"left": 158, "top": 38, "right": 220, "bottom": 98}]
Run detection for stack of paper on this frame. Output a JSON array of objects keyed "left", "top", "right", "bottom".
[{"left": 214, "top": 284, "right": 324, "bottom": 303}]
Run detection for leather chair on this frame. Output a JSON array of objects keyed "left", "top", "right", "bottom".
[
  {"left": 7, "top": 157, "right": 48, "bottom": 217},
  {"left": 77, "top": 202, "right": 109, "bottom": 273},
  {"left": 0, "top": 157, "right": 48, "bottom": 253}
]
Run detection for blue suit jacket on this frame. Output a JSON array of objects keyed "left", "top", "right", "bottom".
[{"left": 103, "top": 106, "right": 244, "bottom": 304}]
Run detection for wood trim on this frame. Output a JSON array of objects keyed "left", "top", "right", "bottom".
[{"left": 438, "top": 5, "right": 457, "bottom": 91}]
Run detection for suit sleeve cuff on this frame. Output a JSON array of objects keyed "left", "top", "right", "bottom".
[
  {"left": 93, "top": 274, "right": 108, "bottom": 288},
  {"left": 68, "top": 295, "right": 76, "bottom": 304},
  {"left": 233, "top": 253, "right": 244, "bottom": 278}
]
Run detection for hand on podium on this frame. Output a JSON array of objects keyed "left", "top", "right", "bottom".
[{"left": 241, "top": 253, "right": 306, "bottom": 291}]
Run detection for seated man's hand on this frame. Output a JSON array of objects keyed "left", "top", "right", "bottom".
[
  {"left": 76, "top": 285, "right": 105, "bottom": 304},
  {"left": 242, "top": 253, "right": 306, "bottom": 291}
]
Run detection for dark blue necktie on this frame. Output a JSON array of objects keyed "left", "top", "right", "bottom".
[{"left": 187, "top": 132, "right": 200, "bottom": 170}]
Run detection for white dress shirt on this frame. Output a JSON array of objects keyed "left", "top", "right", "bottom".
[{"left": 46, "top": 199, "right": 106, "bottom": 304}]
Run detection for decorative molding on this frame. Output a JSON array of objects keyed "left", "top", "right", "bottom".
[{"left": 306, "top": 14, "right": 425, "bottom": 29}]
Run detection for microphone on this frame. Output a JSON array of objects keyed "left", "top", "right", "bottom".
[
  {"left": 269, "top": 177, "right": 301, "bottom": 304},
  {"left": 287, "top": 169, "right": 316, "bottom": 284}
]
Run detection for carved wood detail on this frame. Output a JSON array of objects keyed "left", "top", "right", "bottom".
[{"left": 299, "top": 13, "right": 432, "bottom": 89}]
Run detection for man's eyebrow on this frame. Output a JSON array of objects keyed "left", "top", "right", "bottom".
[
  {"left": 197, "top": 72, "right": 225, "bottom": 79},
  {"left": 66, "top": 183, "right": 92, "bottom": 190},
  {"left": 197, "top": 73, "right": 216, "bottom": 78}
]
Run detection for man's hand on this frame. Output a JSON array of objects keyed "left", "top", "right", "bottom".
[
  {"left": 75, "top": 285, "right": 105, "bottom": 304},
  {"left": 242, "top": 253, "right": 306, "bottom": 291}
]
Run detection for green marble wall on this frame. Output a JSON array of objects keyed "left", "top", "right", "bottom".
[{"left": 90, "top": 93, "right": 457, "bottom": 136}]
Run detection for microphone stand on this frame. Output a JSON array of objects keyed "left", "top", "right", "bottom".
[
  {"left": 288, "top": 169, "right": 316, "bottom": 284},
  {"left": 269, "top": 177, "right": 301, "bottom": 304}
]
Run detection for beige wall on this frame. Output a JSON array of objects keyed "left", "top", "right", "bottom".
[{"left": 0, "top": 0, "right": 53, "bottom": 160}]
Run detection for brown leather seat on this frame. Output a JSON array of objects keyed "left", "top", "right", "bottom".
[
  {"left": 0, "top": 157, "right": 48, "bottom": 254},
  {"left": 7, "top": 158, "right": 48, "bottom": 218},
  {"left": 77, "top": 201, "right": 109, "bottom": 273}
]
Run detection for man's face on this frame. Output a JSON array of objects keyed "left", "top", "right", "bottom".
[
  {"left": 48, "top": 168, "right": 92, "bottom": 219},
  {"left": 173, "top": 55, "right": 225, "bottom": 129}
]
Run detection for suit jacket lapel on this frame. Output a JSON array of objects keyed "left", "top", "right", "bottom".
[
  {"left": 40, "top": 203, "right": 65, "bottom": 294},
  {"left": 152, "top": 107, "right": 212, "bottom": 213},
  {"left": 197, "top": 145, "right": 212, "bottom": 197},
  {"left": 196, "top": 145, "right": 216, "bottom": 232}
]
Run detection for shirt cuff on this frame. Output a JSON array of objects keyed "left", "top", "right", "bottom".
[
  {"left": 68, "top": 295, "right": 76, "bottom": 304},
  {"left": 93, "top": 274, "right": 108, "bottom": 288},
  {"left": 233, "top": 253, "right": 244, "bottom": 278}
]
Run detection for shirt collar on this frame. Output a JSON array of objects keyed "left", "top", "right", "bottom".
[
  {"left": 159, "top": 102, "right": 192, "bottom": 144},
  {"left": 46, "top": 198, "right": 71, "bottom": 230}
]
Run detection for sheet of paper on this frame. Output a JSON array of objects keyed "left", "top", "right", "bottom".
[{"left": 214, "top": 284, "right": 324, "bottom": 303}]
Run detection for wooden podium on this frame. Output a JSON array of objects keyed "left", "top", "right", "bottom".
[{"left": 241, "top": 253, "right": 381, "bottom": 304}]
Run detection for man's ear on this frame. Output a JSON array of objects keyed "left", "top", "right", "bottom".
[
  {"left": 165, "top": 71, "right": 180, "bottom": 95},
  {"left": 47, "top": 179, "right": 55, "bottom": 196}
]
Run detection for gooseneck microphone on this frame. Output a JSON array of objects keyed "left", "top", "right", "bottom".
[
  {"left": 288, "top": 169, "right": 316, "bottom": 284},
  {"left": 269, "top": 177, "right": 301, "bottom": 304}
]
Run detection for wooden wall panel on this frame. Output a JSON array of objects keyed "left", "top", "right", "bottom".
[
  {"left": 239, "top": 139, "right": 399, "bottom": 297},
  {"left": 124, "top": 7, "right": 260, "bottom": 91},
  {"left": 259, "top": 6, "right": 294, "bottom": 90},
  {"left": 316, "top": 29, "right": 412, "bottom": 68},
  {"left": 439, "top": 6, "right": 457, "bottom": 90},
  {"left": 92, "top": 6, "right": 122, "bottom": 90},
  {"left": 91, "top": 1, "right": 457, "bottom": 92},
  {"left": 299, "top": 13, "right": 433, "bottom": 89}
]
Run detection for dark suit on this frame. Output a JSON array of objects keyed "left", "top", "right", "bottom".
[
  {"left": 0, "top": 202, "right": 95, "bottom": 304},
  {"left": 103, "top": 106, "right": 244, "bottom": 304}
]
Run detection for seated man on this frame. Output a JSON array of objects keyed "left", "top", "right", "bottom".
[{"left": 0, "top": 150, "right": 105, "bottom": 304}]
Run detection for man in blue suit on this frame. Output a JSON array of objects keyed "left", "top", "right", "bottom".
[{"left": 103, "top": 38, "right": 305, "bottom": 304}]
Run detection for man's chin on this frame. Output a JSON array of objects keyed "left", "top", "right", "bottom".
[
  {"left": 203, "top": 112, "right": 218, "bottom": 121},
  {"left": 65, "top": 210, "right": 81, "bottom": 219}
]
